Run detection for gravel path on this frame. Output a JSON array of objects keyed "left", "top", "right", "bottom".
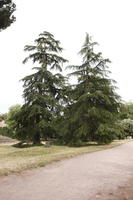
[{"left": 0, "top": 142, "right": 133, "bottom": 200}]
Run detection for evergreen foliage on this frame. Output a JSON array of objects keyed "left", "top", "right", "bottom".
[
  {"left": 15, "top": 31, "right": 67, "bottom": 144},
  {"left": 0, "top": 0, "right": 16, "bottom": 31},
  {"left": 61, "top": 34, "right": 120, "bottom": 145},
  {"left": 7, "top": 32, "right": 121, "bottom": 146}
]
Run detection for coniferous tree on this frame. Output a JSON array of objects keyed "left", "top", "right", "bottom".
[
  {"left": 62, "top": 33, "right": 120, "bottom": 145},
  {"left": 15, "top": 31, "right": 67, "bottom": 144},
  {"left": 0, "top": 0, "right": 16, "bottom": 31}
]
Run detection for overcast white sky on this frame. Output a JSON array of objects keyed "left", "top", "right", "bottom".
[{"left": 0, "top": 0, "right": 133, "bottom": 113}]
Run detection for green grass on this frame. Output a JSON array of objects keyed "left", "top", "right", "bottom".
[{"left": 0, "top": 139, "right": 132, "bottom": 176}]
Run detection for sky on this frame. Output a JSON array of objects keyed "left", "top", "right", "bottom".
[{"left": 0, "top": 0, "right": 133, "bottom": 113}]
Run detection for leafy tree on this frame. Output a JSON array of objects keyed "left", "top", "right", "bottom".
[
  {"left": 0, "top": 113, "right": 7, "bottom": 121},
  {"left": 117, "top": 118, "right": 133, "bottom": 139},
  {"left": 6, "top": 104, "right": 21, "bottom": 138},
  {"left": 15, "top": 31, "right": 67, "bottom": 144},
  {"left": 0, "top": 0, "right": 16, "bottom": 31},
  {"left": 62, "top": 34, "right": 120, "bottom": 145},
  {"left": 117, "top": 103, "right": 133, "bottom": 139},
  {"left": 119, "top": 103, "right": 133, "bottom": 120}
]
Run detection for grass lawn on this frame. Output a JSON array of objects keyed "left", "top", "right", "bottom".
[{"left": 0, "top": 139, "right": 132, "bottom": 176}]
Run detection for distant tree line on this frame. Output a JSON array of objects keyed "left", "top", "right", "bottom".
[{"left": 1, "top": 31, "right": 133, "bottom": 145}]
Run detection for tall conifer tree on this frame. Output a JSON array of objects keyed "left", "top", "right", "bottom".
[
  {"left": 15, "top": 31, "right": 67, "bottom": 144},
  {"left": 62, "top": 33, "right": 120, "bottom": 145}
]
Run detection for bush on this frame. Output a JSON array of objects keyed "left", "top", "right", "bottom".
[
  {"left": 94, "top": 124, "right": 116, "bottom": 144},
  {"left": 0, "top": 127, "right": 12, "bottom": 137},
  {"left": 119, "top": 119, "right": 133, "bottom": 138}
]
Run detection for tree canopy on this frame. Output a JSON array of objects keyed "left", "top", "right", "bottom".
[
  {"left": 6, "top": 32, "right": 122, "bottom": 146},
  {"left": 14, "top": 31, "right": 67, "bottom": 144},
  {"left": 0, "top": 0, "right": 16, "bottom": 31},
  {"left": 60, "top": 34, "right": 120, "bottom": 145}
]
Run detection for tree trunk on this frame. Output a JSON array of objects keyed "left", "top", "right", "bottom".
[{"left": 33, "top": 133, "right": 41, "bottom": 145}]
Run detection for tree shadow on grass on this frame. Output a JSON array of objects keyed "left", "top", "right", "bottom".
[
  {"left": 54, "top": 140, "right": 100, "bottom": 147},
  {"left": 12, "top": 140, "right": 104, "bottom": 148},
  {"left": 12, "top": 142, "right": 45, "bottom": 148},
  {"left": 69, "top": 143, "right": 100, "bottom": 148}
]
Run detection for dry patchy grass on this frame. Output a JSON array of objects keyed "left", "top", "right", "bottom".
[{"left": 0, "top": 139, "right": 132, "bottom": 176}]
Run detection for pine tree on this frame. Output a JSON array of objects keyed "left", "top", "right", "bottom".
[
  {"left": 62, "top": 33, "right": 120, "bottom": 145},
  {"left": 15, "top": 31, "right": 67, "bottom": 144}
]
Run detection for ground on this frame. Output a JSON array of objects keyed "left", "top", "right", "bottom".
[
  {"left": 0, "top": 141, "right": 133, "bottom": 200},
  {"left": 0, "top": 136, "right": 128, "bottom": 176}
]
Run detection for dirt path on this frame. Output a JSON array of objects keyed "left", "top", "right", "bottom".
[{"left": 0, "top": 142, "right": 133, "bottom": 200}]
